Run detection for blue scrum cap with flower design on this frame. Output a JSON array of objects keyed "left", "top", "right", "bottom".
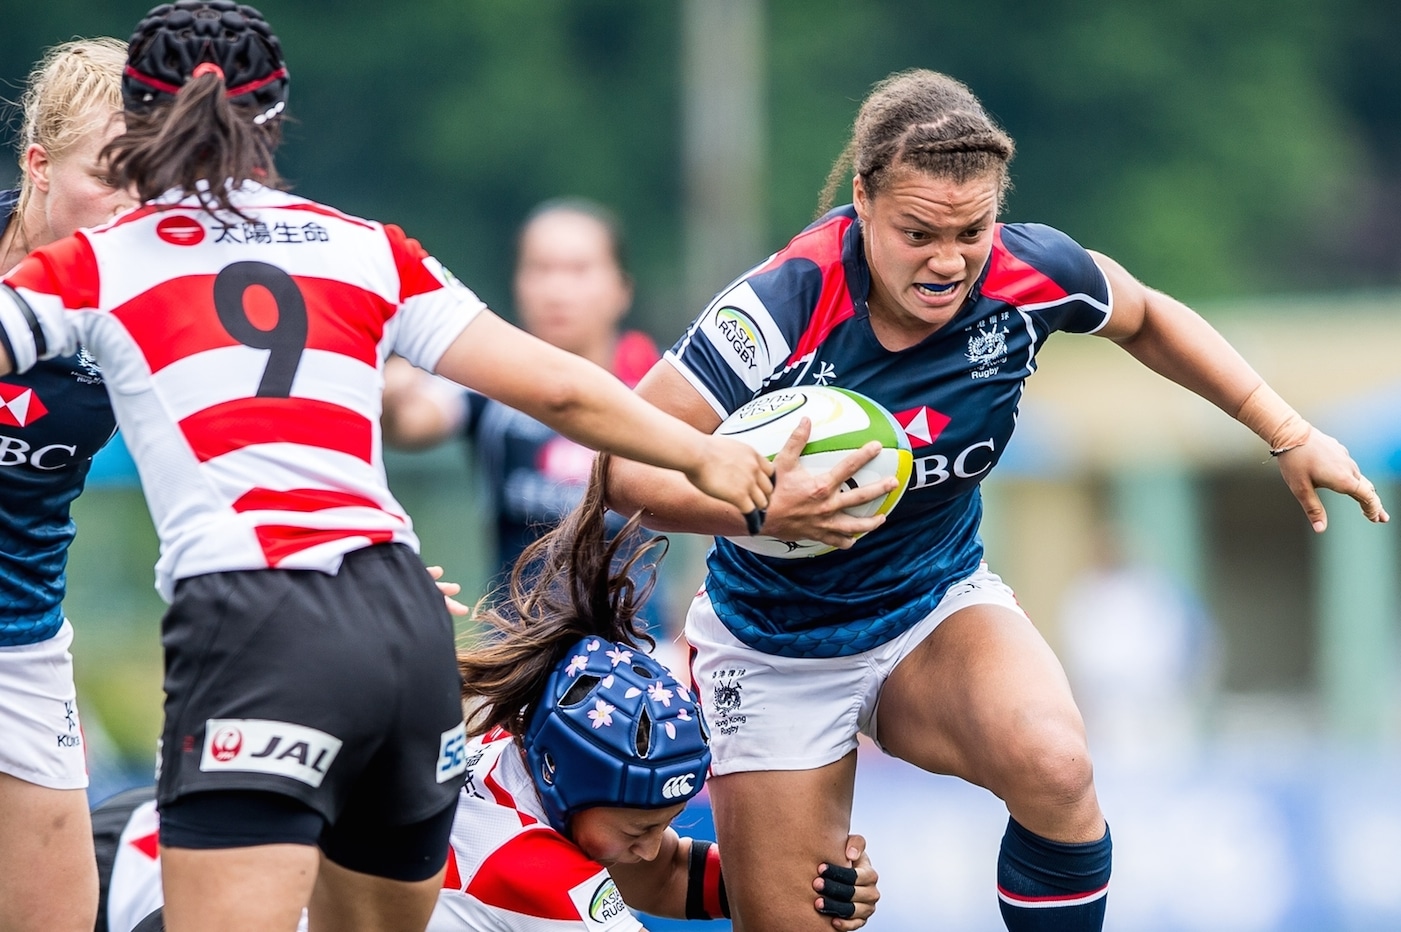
[{"left": 524, "top": 636, "right": 711, "bottom": 835}]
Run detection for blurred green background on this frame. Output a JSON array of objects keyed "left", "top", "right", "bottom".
[
  {"left": 5, "top": 3, "right": 1401, "bottom": 927},
  {"left": 4, "top": 0, "right": 1399, "bottom": 759}
]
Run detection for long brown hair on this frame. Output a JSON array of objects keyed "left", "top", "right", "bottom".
[
  {"left": 458, "top": 453, "right": 668, "bottom": 737},
  {"left": 102, "top": 72, "right": 283, "bottom": 217}
]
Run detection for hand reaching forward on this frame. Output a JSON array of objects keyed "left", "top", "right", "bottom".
[
  {"left": 1274, "top": 428, "right": 1389, "bottom": 532},
  {"left": 686, "top": 435, "right": 775, "bottom": 535}
]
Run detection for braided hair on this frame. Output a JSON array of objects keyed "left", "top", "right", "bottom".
[{"left": 818, "top": 69, "right": 1016, "bottom": 215}]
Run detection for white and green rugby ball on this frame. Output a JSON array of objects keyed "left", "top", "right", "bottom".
[{"left": 716, "top": 386, "right": 913, "bottom": 558}]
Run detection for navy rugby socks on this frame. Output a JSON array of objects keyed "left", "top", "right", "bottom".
[{"left": 996, "top": 817, "right": 1111, "bottom": 931}]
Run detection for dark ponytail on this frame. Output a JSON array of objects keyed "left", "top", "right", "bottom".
[
  {"left": 458, "top": 453, "right": 668, "bottom": 736},
  {"left": 104, "top": 72, "right": 283, "bottom": 217}
]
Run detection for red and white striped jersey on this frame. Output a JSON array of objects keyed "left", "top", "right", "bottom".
[
  {"left": 0, "top": 183, "right": 484, "bottom": 598},
  {"left": 428, "top": 729, "right": 643, "bottom": 932}
]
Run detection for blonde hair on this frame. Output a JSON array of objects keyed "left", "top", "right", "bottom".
[{"left": 11, "top": 38, "right": 127, "bottom": 224}]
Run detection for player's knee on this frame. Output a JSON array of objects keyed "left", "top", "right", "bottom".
[{"left": 999, "top": 720, "right": 1095, "bottom": 805}]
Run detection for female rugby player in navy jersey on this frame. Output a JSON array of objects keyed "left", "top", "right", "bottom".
[
  {"left": 0, "top": 4, "right": 771, "bottom": 931},
  {"left": 608, "top": 69, "right": 1389, "bottom": 932},
  {"left": 0, "top": 37, "right": 133, "bottom": 932}
]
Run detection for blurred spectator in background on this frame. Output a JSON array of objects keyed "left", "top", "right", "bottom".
[
  {"left": 1057, "top": 525, "right": 1220, "bottom": 769},
  {"left": 382, "top": 199, "right": 678, "bottom": 651}
]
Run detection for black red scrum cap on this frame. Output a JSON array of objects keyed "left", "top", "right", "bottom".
[{"left": 123, "top": 1, "right": 289, "bottom": 125}]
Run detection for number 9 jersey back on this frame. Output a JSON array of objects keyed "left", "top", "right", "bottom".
[{"left": 0, "top": 182, "right": 486, "bottom": 601}]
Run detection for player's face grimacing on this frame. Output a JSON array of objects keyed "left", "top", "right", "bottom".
[
  {"left": 854, "top": 168, "right": 1000, "bottom": 341},
  {"left": 569, "top": 802, "right": 687, "bottom": 865}
]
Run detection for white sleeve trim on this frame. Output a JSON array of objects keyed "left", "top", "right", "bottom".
[{"left": 662, "top": 351, "right": 729, "bottom": 420}]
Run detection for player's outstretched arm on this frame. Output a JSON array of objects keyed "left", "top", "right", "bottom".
[
  {"left": 435, "top": 311, "right": 772, "bottom": 523},
  {"left": 1090, "top": 251, "right": 1388, "bottom": 532},
  {"left": 606, "top": 361, "right": 891, "bottom": 545}
]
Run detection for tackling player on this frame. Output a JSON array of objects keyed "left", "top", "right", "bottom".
[
  {"left": 0, "top": 37, "right": 133, "bottom": 932},
  {"left": 0, "top": 4, "right": 772, "bottom": 930},
  {"left": 607, "top": 68, "right": 1388, "bottom": 932}
]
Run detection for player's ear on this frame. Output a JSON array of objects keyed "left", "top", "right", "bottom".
[
  {"left": 852, "top": 175, "right": 870, "bottom": 222},
  {"left": 25, "top": 144, "right": 52, "bottom": 194}
]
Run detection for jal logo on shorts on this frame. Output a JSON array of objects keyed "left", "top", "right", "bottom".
[
  {"left": 436, "top": 722, "right": 469, "bottom": 783},
  {"left": 200, "top": 719, "right": 342, "bottom": 788}
]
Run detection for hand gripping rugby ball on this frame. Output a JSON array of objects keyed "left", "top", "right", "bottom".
[{"left": 716, "top": 386, "right": 912, "bottom": 558}]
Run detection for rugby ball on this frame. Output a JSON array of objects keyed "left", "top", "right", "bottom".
[{"left": 716, "top": 386, "right": 912, "bottom": 558}]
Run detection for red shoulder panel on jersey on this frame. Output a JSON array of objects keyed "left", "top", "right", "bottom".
[
  {"left": 254, "top": 525, "right": 396, "bottom": 567},
  {"left": 178, "top": 397, "right": 372, "bottom": 463},
  {"left": 3, "top": 235, "right": 101, "bottom": 310},
  {"left": 465, "top": 829, "right": 605, "bottom": 919},
  {"left": 384, "top": 224, "right": 447, "bottom": 303},
  {"left": 775, "top": 215, "right": 858, "bottom": 366},
  {"left": 978, "top": 226, "right": 1070, "bottom": 307}
]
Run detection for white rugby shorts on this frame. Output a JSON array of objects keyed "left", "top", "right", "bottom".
[
  {"left": 686, "top": 565, "right": 1025, "bottom": 774},
  {"left": 0, "top": 620, "right": 88, "bottom": 789}
]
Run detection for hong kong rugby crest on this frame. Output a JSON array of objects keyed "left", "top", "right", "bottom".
[
  {"left": 966, "top": 312, "right": 1011, "bottom": 380},
  {"left": 710, "top": 668, "right": 747, "bottom": 736}
]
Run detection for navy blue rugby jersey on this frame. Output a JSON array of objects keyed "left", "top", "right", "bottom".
[
  {"left": 668, "top": 205, "right": 1110, "bottom": 658},
  {"left": 0, "top": 189, "right": 118, "bottom": 645}
]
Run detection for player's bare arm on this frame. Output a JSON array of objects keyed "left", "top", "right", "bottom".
[
  {"left": 1091, "top": 250, "right": 1387, "bottom": 529},
  {"left": 436, "top": 311, "right": 772, "bottom": 520}
]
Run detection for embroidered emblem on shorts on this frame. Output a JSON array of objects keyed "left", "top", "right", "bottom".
[
  {"left": 711, "top": 668, "right": 748, "bottom": 736},
  {"left": 199, "top": 718, "right": 342, "bottom": 788},
  {"left": 55, "top": 699, "right": 82, "bottom": 748}
]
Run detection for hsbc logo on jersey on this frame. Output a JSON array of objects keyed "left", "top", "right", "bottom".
[
  {"left": 661, "top": 773, "right": 696, "bottom": 799},
  {"left": 909, "top": 438, "right": 998, "bottom": 490},
  {"left": 0, "top": 383, "right": 48, "bottom": 427},
  {"left": 893, "top": 405, "right": 951, "bottom": 449},
  {"left": 199, "top": 718, "right": 343, "bottom": 787}
]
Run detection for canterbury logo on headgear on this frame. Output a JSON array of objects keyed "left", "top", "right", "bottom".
[{"left": 662, "top": 773, "right": 697, "bottom": 799}]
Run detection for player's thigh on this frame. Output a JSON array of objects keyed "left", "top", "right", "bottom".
[
  {"left": 161, "top": 843, "right": 318, "bottom": 932},
  {"left": 876, "top": 600, "right": 1090, "bottom": 798},
  {"left": 707, "top": 753, "right": 857, "bottom": 932},
  {"left": 0, "top": 775, "right": 97, "bottom": 932},
  {"left": 309, "top": 855, "right": 445, "bottom": 932}
]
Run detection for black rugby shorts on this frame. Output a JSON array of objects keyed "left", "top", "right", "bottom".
[{"left": 156, "top": 543, "right": 467, "bottom": 828}]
